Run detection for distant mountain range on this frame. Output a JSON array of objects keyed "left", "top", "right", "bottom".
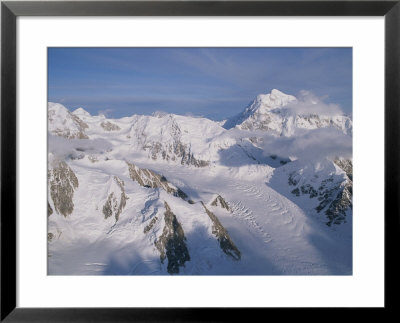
[{"left": 47, "top": 89, "right": 352, "bottom": 275}]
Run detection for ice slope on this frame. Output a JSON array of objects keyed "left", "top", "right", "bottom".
[
  {"left": 48, "top": 157, "right": 351, "bottom": 275},
  {"left": 48, "top": 158, "right": 243, "bottom": 275}
]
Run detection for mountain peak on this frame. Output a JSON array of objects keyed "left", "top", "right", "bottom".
[
  {"left": 72, "top": 107, "right": 91, "bottom": 117},
  {"left": 223, "top": 89, "right": 297, "bottom": 129},
  {"left": 270, "top": 88, "right": 288, "bottom": 97},
  {"left": 255, "top": 89, "right": 297, "bottom": 110},
  {"left": 48, "top": 102, "right": 69, "bottom": 113},
  {"left": 223, "top": 89, "right": 351, "bottom": 135},
  {"left": 48, "top": 102, "right": 89, "bottom": 139}
]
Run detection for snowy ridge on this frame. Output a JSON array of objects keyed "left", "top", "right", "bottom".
[{"left": 48, "top": 102, "right": 89, "bottom": 139}]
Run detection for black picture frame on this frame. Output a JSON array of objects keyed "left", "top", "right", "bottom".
[{"left": 1, "top": 0, "right": 399, "bottom": 321}]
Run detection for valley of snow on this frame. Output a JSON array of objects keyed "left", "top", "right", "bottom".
[{"left": 48, "top": 89, "right": 352, "bottom": 275}]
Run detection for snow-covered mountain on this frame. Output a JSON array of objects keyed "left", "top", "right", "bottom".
[
  {"left": 47, "top": 90, "right": 352, "bottom": 275},
  {"left": 48, "top": 103, "right": 89, "bottom": 139},
  {"left": 224, "top": 89, "right": 352, "bottom": 136}
]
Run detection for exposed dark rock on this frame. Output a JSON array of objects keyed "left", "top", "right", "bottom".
[
  {"left": 48, "top": 202, "right": 53, "bottom": 216},
  {"left": 288, "top": 168, "right": 352, "bottom": 226},
  {"left": 127, "top": 161, "right": 190, "bottom": 203},
  {"left": 70, "top": 152, "right": 85, "bottom": 160},
  {"left": 318, "top": 177, "right": 334, "bottom": 191},
  {"left": 315, "top": 198, "right": 331, "bottom": 213},
  {"left": 144, "top": 216, "right": 158, "bottom": 234},
  {"left": 334, "top": 158, "right": 353, "bottom": 181},
  {"left": 201, "top": 202, "right": 241, "bottom": 260},
  {"left": 47, "top": 232, "right": 54, "bottom": 242},
  {"left": 211, "top": 195, "right": 231, "bottom": 212},
  {"left": 288, "top": 172, "right": 300, "bottom": 186},
  {"left": 175, "top": 188, "right": 188, "bottom": 200},
  {"left": 241, "top": 114, "right": 272, "bottom": 131},
  {"left": 102, "top": 176, "right": 128, "bottom": 222},
  {"left": 71, "top": 114, "right": 89, "bottom": 131},
  {"left": 169, "top": 141, "right": 209, "bottom": 167},
  {"left": 248, "top": 136, "right": 263, "bottom": 144},
  {"left": 103, "top": 193, "right": 116, "bottom": 219},
  {"left": 155, "top": 202, "right": 190, "bottom": 274},
  {"left": 291, "top": 188, "right": 300, "bottom": 196},
  {"left": 314, "top": 178, "right": 352, "bottom": 226},
  {"left": 50, "top": 112, "right": 89, "bottom": 139},
  {"left": 300, "top": 184, "right": 318, "bottom": 198},
  {"left": 101, "top": 121, "right": 121, "bottom": 131},
  {"left": 53, "top": 129, "right": 88, "bottom": 139},
  {"left": 49, "top": 161, "right": 79, "bottom": 217},
  {"left": 137, "top": 118, "right": 209, "bottom": 167},
  {"left": 150, "top": 142, "right": 162, "bottom": 160},
  {"left": 325, "top": 182, "right": 352, "bottom": 226}
]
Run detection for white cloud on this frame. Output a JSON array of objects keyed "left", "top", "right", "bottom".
[
  {"left": 97, "top": 109, "right": 114, "bottom": 118},
  {"left": 262, "top": 127, "right": 352, "bottom": 160},
  {"left": 283, "top": 90, "right": 344, "bottom": 117},
  {"left": 48, "top": 134, "right": 112, "bottom": 159}
]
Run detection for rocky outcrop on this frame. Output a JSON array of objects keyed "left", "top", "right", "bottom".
[
  {"left": 53, "top": 122, "right": 88, "bottom": 139},
  {"left": 48, "top": 160, "right": 79, "bottom": 217},
  {"left": 210, "top": 195, "right": 231, "bottom": 212},
  {"left": 70, "top": 114, "right": 89, "bottom": 138},
  {"left": 47, "top": 232, "right": 54, "bottom": 242},
  {"left": 155, "top": 202, "right": 190, "bottom": 274},
  {"left": 127, "top": 162, "right": 189, "bottom": 202},
  {"left": 289, "top": 170, "right": 352, "bottom": 226},
  {"left": 48, "top": 202, "right": 53, "bottom": 216},
  {"left": 101, "top": 121, "right": 120, "bottom": 131},
  {"left": 291, "top": 184, "right": 318, "bottom": 198},
  {"left": 201, "top": 202, "right": 241, "bottom": 260},
  {"left": 143, "top": 216, "right": 158, "bottom": 234},
  {"left": 240, "top": 114, "right": 273, "bottom": 132},
  {"left": 47, "top": 230, "right": 61, "bottom": 243},
  {"left": 144, "top": 140, "right": 209, "bottom": 167},
  {"left": 334, "top": 158, "right": 353, "bottom": 181},
  {"left": 323, "top": 182, "right": 352, "bottom": 226},
  {"left": 102, "top": 176, "right": 128, "bottom": 222},
  {"left": 288, "top": 172, "right": 300, "bottom": 186}
]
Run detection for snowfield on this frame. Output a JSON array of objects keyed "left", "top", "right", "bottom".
[{"left": 48, "top": 89, "right": 352, "bottom": 275}]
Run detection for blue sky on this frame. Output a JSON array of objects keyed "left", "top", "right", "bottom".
[{"left": 48, "top": 47, "right": 352, "bottom": 120}]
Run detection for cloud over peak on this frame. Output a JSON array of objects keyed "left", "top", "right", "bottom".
[
  {"left": 262, "top": 127, "right": 352, "bottom": 161},
  {"left": 283, "top": 90, "right": 344, "bottom": 117}
]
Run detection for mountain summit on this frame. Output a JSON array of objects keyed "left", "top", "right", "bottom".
[
  {"left": 224, "top": 89, "right": 352, "bottom": 136},
  {"left": 223, "top": 89, "right": 296, "bottom": 130},
  {"left": 72, "top": 107, "right": 91, "bottom": 117}
]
